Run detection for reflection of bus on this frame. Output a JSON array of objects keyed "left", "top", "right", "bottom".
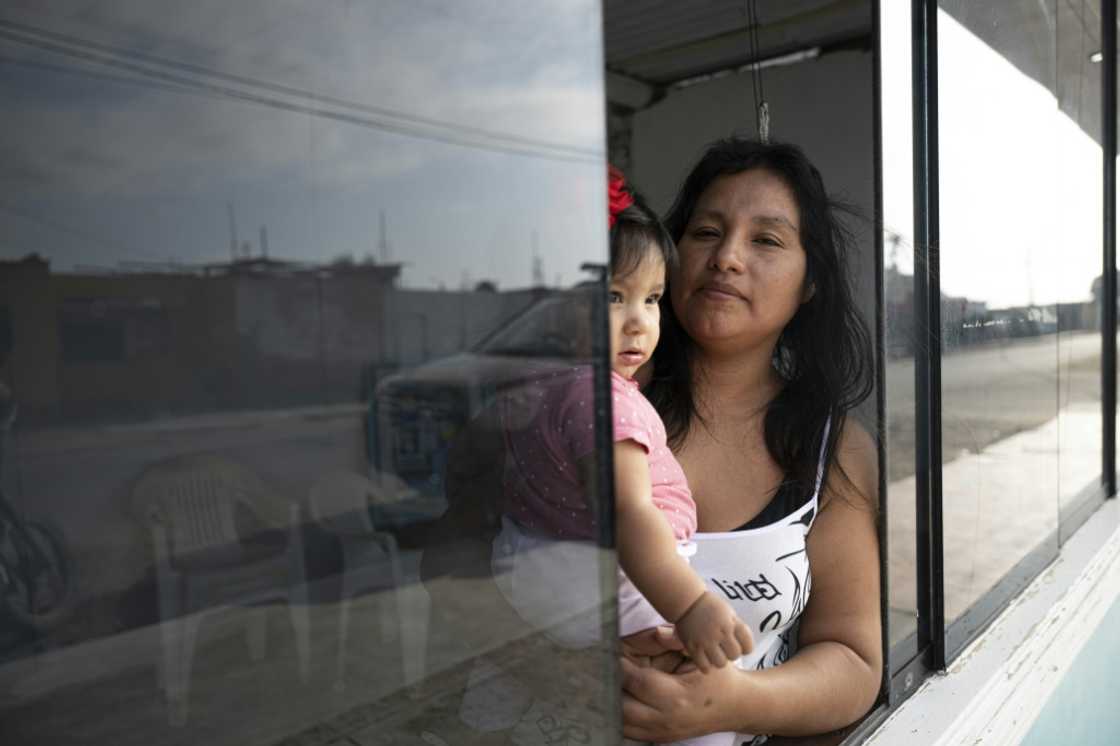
[{"left": 368, "top": 286, "right": 596, "bottom": 509}]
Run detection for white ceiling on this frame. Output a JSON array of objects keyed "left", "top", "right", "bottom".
[
  {"left": 603, "top": 0, "right": 872, "bottom": 85},
  {"left": 604, "top": 0, "right": 1105, "bottom": 143}
]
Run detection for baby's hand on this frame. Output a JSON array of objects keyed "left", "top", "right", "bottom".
[{"left": 673, "top": 591, "right": 753, "bottom": 673}]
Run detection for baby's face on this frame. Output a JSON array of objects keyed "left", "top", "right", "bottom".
[{"left": 608, "top": 252, "right": 664, "bottom": 379}]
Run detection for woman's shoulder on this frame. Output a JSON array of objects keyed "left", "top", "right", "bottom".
[{"left": 820, "top": 418, "right": 878, "bottom": 512}]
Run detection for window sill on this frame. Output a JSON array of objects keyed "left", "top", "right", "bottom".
[{"left": 863, "top": 496, "right": 1120, "bottom": 745}]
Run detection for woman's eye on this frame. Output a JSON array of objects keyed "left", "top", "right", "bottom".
[
  {"left": 755, "top": 235, "right": 782, "bottom": 247},
  {"left": 690, "top": 226, "right": 718, "bottom": 239}
]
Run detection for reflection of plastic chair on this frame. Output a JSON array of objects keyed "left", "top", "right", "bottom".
[
  {"left": 308, "top": 471, "right": 412, "bottom": 691},
  {"left": 136, "top": 455, "right": 310, "bottom": 726}
]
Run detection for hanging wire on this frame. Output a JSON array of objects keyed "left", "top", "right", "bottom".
[
  {"left": 746, "top": 0, "right": 759, "bottom": 127},
  {"left": 746, "top": 0, "right": 770, "bottom": 143}
]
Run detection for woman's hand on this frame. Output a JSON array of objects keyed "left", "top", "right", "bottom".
[
  {"left": 620, "top": 625, "right": 686, "bottom": 673},
  {"left": 621, "top": 654, "right": 748, "bottom": 742}
]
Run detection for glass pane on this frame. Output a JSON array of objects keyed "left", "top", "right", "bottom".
[
  {"left": 937, "top": 2, "right": 1060, "bottom": 629},
  {"left": 1056, "top": 0, "right": 1104, "bottom": 526},
  {"left": 0, "top": 2, "right": 610, "bottom": 744},
  {"left": 880, "top": 0, "right": 920, "bottom": 663}
]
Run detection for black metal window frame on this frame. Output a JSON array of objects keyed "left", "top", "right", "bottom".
[
  {"left": 909, "top": 0, "right": 945, "bottom": 676},
  {"left": 1105, "top": 0, "right": 1118, "bottom": 501},
  {"left": 866, "top": 0, "right": 1120, "bottom": 727}
]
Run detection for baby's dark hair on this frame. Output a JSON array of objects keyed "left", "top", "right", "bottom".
[{"left": 609, "top": 182, "right": 677, "bottom": 279}]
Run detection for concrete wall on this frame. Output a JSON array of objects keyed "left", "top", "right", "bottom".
[
  {"left": 624, "top": 48, "right": 878, "bottom": 425},
  {"left": 0, "top": 257, "right": 58, "bottom": 413},
  {"left": 385, "top": 288, "right": 541, "bottom": 368}
]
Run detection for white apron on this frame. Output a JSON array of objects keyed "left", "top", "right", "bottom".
[
  {"left": 669, "top": 496, "right": 818, "bottom": 746},
  {"left": 666, "top": 418, "right": 830, "bottom": 746}
]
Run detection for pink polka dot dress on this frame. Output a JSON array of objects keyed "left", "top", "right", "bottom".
[{"left": 501, "top": 366, "right": 696, "bottom": 542}]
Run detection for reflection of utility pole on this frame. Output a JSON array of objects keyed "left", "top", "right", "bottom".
[
  {"left": 1025, "top": 251, "right": 1035, "bottom": 307},
  {"left": 531, "top": 231, "right": 544, "bottom": 286},
  {"left": 316, "top": 271, "right": 328, "bottom": 399},
  {"left": 259, "top": 225, "right": 269, "bottom": 258},
  {"left": 886, "top": 230, "right": 901, "bottom": 271},
  {"left": 227, "top": 202, "right": 239, "bottom": 261},
  {"left": 459, "top": 283, "right": 468, "bottom": 348},
  {"left": 378, "top": 210, "right": 391, "bottom": 263}
]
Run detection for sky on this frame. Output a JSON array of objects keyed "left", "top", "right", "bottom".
[
  {"left": 0, "top": 0, "right": 608, "bottom": 290},
  {"left": 0, "top": 2, "right": 1108, "bottom": 306},
  {"left": 881, "top": 3, "right": 1104, "bottom": 309}
]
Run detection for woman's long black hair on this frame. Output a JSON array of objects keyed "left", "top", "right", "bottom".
[{"left": 645, "top": 138, "right": 873, "bottom": 508}]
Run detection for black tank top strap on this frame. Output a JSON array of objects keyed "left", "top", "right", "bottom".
[{"left": 733, "top": 415, "right": 832, "bottom": 532}]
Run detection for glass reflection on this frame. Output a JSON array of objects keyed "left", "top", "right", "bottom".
[
  {"left": 0, "top": 1, "right": 608, "bottom": 744},
  {"left": 880, "top": 0, "right": 919, "bottom": 658},
  {"left": 414, "top": 285, "right": 609, "bottom": 737},
  {"left": 937, "top": 2, "right": 1063, "bottom": 627},
  {"left": 1056, "top": 0, "right": 1103, "bottom": 524}
]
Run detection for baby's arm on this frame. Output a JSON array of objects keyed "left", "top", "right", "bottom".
[{"left": 613, "top": 439, "right": 753, "bottom": 672}]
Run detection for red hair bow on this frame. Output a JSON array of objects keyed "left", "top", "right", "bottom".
[{"left": 608, "top": 165, "right": 634, "bottom": 227}]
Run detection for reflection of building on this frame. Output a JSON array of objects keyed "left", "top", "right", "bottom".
[
  {"left": 885, "top": 259, "right": 1096, "bottom": 357},
  {"left": 0, "top": 255, "right": 544, "bottom": 425},
  {"left": 0, "top": 255, "right": 58, "bottom": 414}
]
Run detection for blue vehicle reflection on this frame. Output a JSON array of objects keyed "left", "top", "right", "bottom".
[{"left": 368, "top": 285, "right": 596, "bottom": 537}]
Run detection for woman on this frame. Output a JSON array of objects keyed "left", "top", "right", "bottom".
[{"left": 621, "top": 138, "right": 881, "bottom": 744}]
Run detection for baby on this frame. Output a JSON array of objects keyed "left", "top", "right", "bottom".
[{"left": 492, "top": 167, "right": 751, "bottom": 671}]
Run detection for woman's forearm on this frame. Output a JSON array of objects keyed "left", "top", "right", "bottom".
[{"left": 722, "top": 641, "right": 880, "bottom": 736}]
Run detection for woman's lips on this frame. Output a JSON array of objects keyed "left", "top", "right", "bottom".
[{"left": 698, "top": 282, "right": 744, "bottom": 301}]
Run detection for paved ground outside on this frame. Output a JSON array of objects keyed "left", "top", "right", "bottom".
[
  {"left": 0, "top": 331, "right": 1109, "bottom": 743},
  {"left": 885, "top": 330, "right": 1103, "bottom": 645}
]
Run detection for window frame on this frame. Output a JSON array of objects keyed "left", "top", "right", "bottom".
[{"left": 867, "top": 0, "right": 1120, "bottom": 732}]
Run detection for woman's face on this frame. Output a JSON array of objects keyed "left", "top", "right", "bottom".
[{"left": 671, "top": 168, "right": 809, "bottom": 356}]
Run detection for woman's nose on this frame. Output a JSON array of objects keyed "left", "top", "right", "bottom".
[{"left": 708, "top": 237, "right": 747, "bottom": 273}]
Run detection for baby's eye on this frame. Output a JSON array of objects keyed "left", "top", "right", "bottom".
[
  {"left": 608, "top": 290, "right": 624, "bottom": 304},
  {"left": 645, "top": 293, "right": 661, "bottom": 304}
]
